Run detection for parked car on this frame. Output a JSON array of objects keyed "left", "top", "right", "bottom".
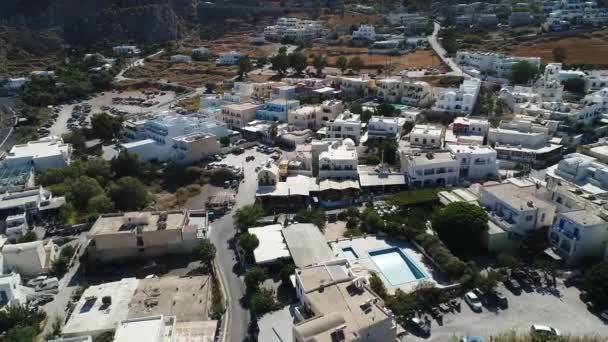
[
  {"left": 506, "top": 279, "right": 522, "bottom": 295},
  {"left": 27, "top": 276, "right": 49, "bottom": 288},
  {"left": 36, "top": 277, "right": 59, "bottom": 292},
  {"left": 232, "top": 148, "right": 245, "bottom": 155},
  {"left": 530, "top": 325, "right": 560, "bottom": 337},
  {"left": 528, "top": 270, "right": 542, "bottom": 285},
  {"left": 406, "top": 317, "right": 430, "bottom": 336},
  {"left": 461, "top": 337, "right": 483, "bottom": 342},
  {"left": 464, "top": 291, "right": 482, "bottom": 312},
  {"left": 488, "top": 290, "right": 508, "bottom": 309},
  {"left": 472, "top": 288, "right": 487, "bottom": 304},
  {"left": 223, "top": 181, "right": 231, "bottom": 189}
]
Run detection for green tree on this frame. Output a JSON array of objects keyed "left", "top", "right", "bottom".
[
  {"left": 294, "top": 208, "right": 326, "bottom": 230},
  {"left": 88, "top": 194, "right": 115, "bottom": 214},
  {"left": 376, "top": 103, "right": 396, "bottom": 117},
  {"left": 440, "top": 28, "right": 458, "bottom": 54},
  {"left": 238, "top": 56, "right": 253, "bottom": 80},
  {"left": 497, "top": 253, "right": 522, "bottom": 270},
  {"left": 60, "top": 245, "right": 76, "bottom": 260},
  {"left": 563, "top": 78, "right": 586, "bottom": 94},
  {"left": 205, "top": 82, "right": 216, "bottom": 94},
  {"left": 66, "top": 176, "right": 104, "bottom": 211},
  {"left": 108, "top": 177, "right": 148, "bottom": 211},
  {"left": 84, "top": 158, "right": 112, "bottom": 186},
  {"left": 476, "top": 270, "right": 500, "bottom": 292},
  {"left": 91, "top": 112, "right": 122, "bottom": 141},
  {"left": 360, "top": 207, "right": 384, "bottom": 232},
  {"left": 509, "top": 60, "right": 539, "bottom": 85},
  {"left": 584, "top": 262, "right": 608, "bottom": 308},
  {"left": 336, "top": 56, "right": 348, "bottom": 74},
  {"left": 402, "top": 121, "right": 415, "bottom": 136},
  {"left": 0, "top": 304, "right": 46, "bottom": 334},
  {"left": 111, "top": 151, "right": 141, "bottom": 178},
  {"left": 93, "top": 332, "right": 115, "bottom": 342},
  {"left": 386, "top": 289, "right": 415, "bottom": 319},
  {"left": 431, "top": 202, "right": 489, "bottom": 255},
  {"left": 234, "top": 204, "right": 264, "bottom": 231},
  {"left": 3, "top": 325, "right": 37, "bottom": 342},
  {"left": 379, "top": 141, "right": 398, "bottom": 165},
  {"left": 312, "top": 55, "right": 327, "bottom": 77},
  {"left": 348, "top": 56, "right": 365, "bottom": 73},
  {"left": 369, "top": 272, "right": 388, "bottom": 299},
  {"left": 288, "top": 51, "right": 308, "bottom": 75},
  {"left": 219, "top": 136, "right": 230, "bottom": 147},
  {"left": 51, "top": 257, "right": 69, "bottom": 277},
  {"left": 238, "top": 232, "right": 260, "bottom": 256},
  {"left": 270, "top": 48, "right": 289, "bottom": 77},
  {"left": 249, "top": 288, "right": 277, "bottom": 317},
  {"left": 245, "top": 267, "right": 267, "bottom": 289},
  {"left": 62, "top": 130, "right": 86, "bottom": 151},
  {"left": 17, "top": 231, "right": 37, "bottom": 243},
  {"left": 195, "top": 239, "right": 216, "bottom": 270},
  {"left": 552, "top": 47, "right": 567, "bottom": 63}
]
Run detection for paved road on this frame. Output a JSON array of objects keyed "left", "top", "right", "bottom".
[
  {"left": 115, "top": 49, "right": 165, "bottom": 82},
  {"left": 427, "top": 22, "right": 467, "bottom": 78},
  {"left": 40, "top": 233, "right": 89, "bottom": 337},
  {"left": 205, "top": 149, "right": 271, "bottom": 342}
]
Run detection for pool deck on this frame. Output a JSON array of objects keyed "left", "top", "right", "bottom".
[{"left": 330, "top": 235, "right": 450, "bottom": 294}]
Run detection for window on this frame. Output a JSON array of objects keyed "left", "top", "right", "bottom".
[
  {"left": 541, "top": 213, "right": 546, "bottom": 222},
  {"left": 330, "top": 330, "right": 345, "bottom": 342},
  {"left": 526, "top": 215, "right": 533, "bottom": 221},
  {"left": 136, "top": 236, "right": 144, "bottom": 247}
]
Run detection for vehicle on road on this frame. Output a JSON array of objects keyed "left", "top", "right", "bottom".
[
  {"left": 461, "top": 337, "right": 483, "bottom": 342},
  {"left": 464, "top": 291, "right": 482, "bottom": 312},
  {"left": 406, "top": 317, "right": 430, "bottom": 336},
  {"left": 27, "top": 276, "right": 49, "bottom": 288},
  {"left": 488, "top": 290, "right": 508, "bottom": 309},
  {"left": 530, "top": 324, "right": 560, "bottom": 337}
]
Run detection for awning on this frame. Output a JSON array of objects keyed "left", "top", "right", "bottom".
[{"left": 318, "top": 179, "right": 360, "bottom": 191}]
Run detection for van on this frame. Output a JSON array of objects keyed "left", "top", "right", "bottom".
[{"left": 36, "top": 277, "right": 59, "bottom": 292}]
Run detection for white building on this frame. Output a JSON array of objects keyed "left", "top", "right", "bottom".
[
  {"left": 375, "top": 77, "right": 433, "bottom": 106},
  {"left": 446, "top": 143, "right": 499, "bottom": 181},
  {"left": 401, "top": 151, "right": 459, "bottom": 188},
  {"left": 216, "top": 51, "right": 242, "bottom": 65},
  {"left": 0, "top": 273, "right": 33, "bottom": 308},
  {"left": 488, "top": 117, "right": 563, "bottom": 168},
  {"left": 112, "top": 45, "right": 140, "bottom": 56},
  {"left": 263, "top": 17, "right": 324, "bottom": 42},
  {"left": 199, "top": 82, "right": 253, "bottom": 116},
  {"left": 318, "top": 140, "right": 358, "bottom": 181},
  {"left": 256, "top": 99, "right": 300, "bottom": 122},
  {"left": 330, "top": 75, "right": 375, "bottom": 96},
  {"left": 4, "top": 136, "right": 72, "bottom": 171},
  {"left": 171, "top": 132, "right": 221, "bottom": 164},
  {"left": 192, "top": 47, "right": 209, "bottom": 58},
  {"left": 409, "top": 124, "right": 443, "bottom": 148},
  {"left": 2, "top": 240, "right": 58, "bottom": 276},
  {"left": 549, "top": 209, "right": 608, "bottom": 264},
  {"left": 446, "top": 117, "right": 490, "bottom": 145},
  {"left": 320, "top": 111, "right": 362, "bottom": 143},
  {"left": 546, "top": 153, "right": 608, "bottom": 196},
  {"left": 288, "top": 100, "right": 344, "bottom": 131},
  {"left": 455, "top": 51, "right": 541, "bottom": 79},
  {"left": 122, "top": 113, "right": 230, "bottom": 162},
  {"left": 367, "top": 116, "right": 406, "bottom": 141},
  {"left": 479, "top": 180, "right": 556, "bottom": 237},
  {"left": 351, "top": 25, "right": 376, "bottom": 41},
  {"left": 293, "top": 261, "right": 397, "bottom": 342},
  {"left": 433, "top": 78, "right": 481, "bottom": 114},
  {"left": 586, "top": 70, "right": 608, "bottom": 90},
  {"left": 248, "top": 224, "right": 290, "bottom": 264},
  {"left": 170, "top": 55, "right": 192, "bottom": 64}
]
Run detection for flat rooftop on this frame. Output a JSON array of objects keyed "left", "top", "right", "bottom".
[
  {"left": 114, "top": 316, "right": 168, "bottom": 342},
  {"left": 482, "top": 182, "right": 554, "bottom": 210},
  {"left": 90, "top": 211, "right": 187, "bottom": 236},
  {"left": 282, "top": 223, "right": 334, "bottom": 268},
  {"left": 223, "top": 102, "right": 260, "bottom": 111},
  {"left": 8, "top": 136, "right": 70, "bottom": 159},
  {"left": 63, "top": 278, "right": 139, "bottom": 337},
  {"left": 561, "top": 209, "right": 606, "bottom": 227},
  {"left": 410, "top": 151, "right": 456, "bottom": 166},
  {"left": 411, "top": 124, "right": 442, "bottom": 136},
  {"left": 248, "top": 224, "right": 290, "bottom": 264}
]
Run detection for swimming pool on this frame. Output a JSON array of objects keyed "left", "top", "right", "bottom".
[
  {"left": 368, "top": 248, "right": 426, "bottom": 286},
  {"left": 342, "top": 247, "right": 359, "bottom": 261},
  {"left": 392, "top": 104, "right": 406, "bottom": 110}
]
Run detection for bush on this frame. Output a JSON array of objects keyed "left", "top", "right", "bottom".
[
  {"left": 294, "top": 208, "right": 326, "bottom": 230},
  {"left": 249, "top": 288, "right": 278, "bottom": 317},
  {"left": 245, "top": 267, "right": 267, "bottom": 289},
  {"left": 369, "top": 272, "right": 388, "bottom": 299}
]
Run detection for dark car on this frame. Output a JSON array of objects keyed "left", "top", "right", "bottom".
[
  {"left": 489, "top": 290, "right": 509, "bottom": 309},
  {"left": 528, "top": 271, "right": 542, "bottom": 285},
  {"left": 506, "top": 279, "right": 522, "bottom": 295},
  {"left": 406, "top": 317, "right": 431, "bottom": 336}
]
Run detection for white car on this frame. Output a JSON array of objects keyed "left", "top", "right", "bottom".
[
  {"left": 464, "top": 291, "right": 483, "bottom": 312},
  {"left": 27, "top": 276, "right": 48, "bottom": 288},
  {"left": 530, "top": 325, "right": 560, "bottom": 337}
]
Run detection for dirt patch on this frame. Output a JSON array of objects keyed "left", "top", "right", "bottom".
[
  {"left": 304, "top": 44, "right": 446, "bottom": 73},
  {"left": 509, "top": 35, "right": 608, "bottom": 65}
]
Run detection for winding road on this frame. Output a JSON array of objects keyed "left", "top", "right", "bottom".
[{"left": 427, "top": 22, "right": 467, "bottom": 78}]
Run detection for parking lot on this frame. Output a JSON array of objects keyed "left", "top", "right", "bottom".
[{"left": 407, "top": 282, "right": 607, "bottom": 341}]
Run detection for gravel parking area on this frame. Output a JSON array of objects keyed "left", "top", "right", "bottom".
[{"left": 406, "top": 283, "right": 607, "bottom": 341}]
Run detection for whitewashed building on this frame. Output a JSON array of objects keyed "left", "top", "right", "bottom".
[
  {"left": 409, "top": 124, "right": 443, "bottom": 148},
  {"left": 351, "top": 25, "right": 376, "bottom": 41},
  {"left": 218, "top": 103, "right": 262, "bottom": 129},
  {"left": 367, "top": 116, "right": 406, "bottom": 141},
  {"left": 318, "top": 140, "right": 358, "bottom": 181},
  {"left": 433, "top": 78, "right": 481, "bottom": 114},
  {"left": 549, "top": 209, "right": 608, "bottom": 264},
  {"left": 446, "top": 143, "right": 499, "bottom": 181},
  {"left": 256, "top": 99, "right": 300, "bottom": 122},
  {"left": 320, "top": 111, "right": 362, "bottom": 143},
  {"left": 401, "top": 151, "right": 459, "bottom": 188},
  {"left": 170, "top": 55, "right": 192, "bottom": 64},
  {"left": 4, "top": 136, "right": 72, "bottom": 171},
  {"left": 263, "top": 17, "right": 324, "bottom": 42},
  {"left": 329, "top": 75, "right": 375, "bottom": 96},
  {"left": 112, "top": 45, "right": 140, "bottom": 56},
  {"left": 171, "top": 133, "right": 221, "bottom": 164},
  {"left": 455, "top": 51, "right": 541, "bottom": 78},
  {"left": 216, "top": 51, "right": 242, "bottom": 65},
  {"left": 546, "top": 153, "right": 608, "bottom": 196},
  {"left": 288, "top": 100, "right": 344, "bottom": 130},
  {"left": 375, "top": 78, "right": 433, "bottom": 106}
]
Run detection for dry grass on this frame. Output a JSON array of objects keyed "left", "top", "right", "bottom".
[
  {"left": 488, "top": 332, "right": 604, "bottom": 342},
  {"left": 304, "top": 44, "right": 446, "bottom": 73},
  {"left": 124, "top": 58, "right": 237, "bottom": 88},
  {"left": 322, "top": 12, "right": 383, "bottom": 29},
  {"left": 509, "top": 34, "right": 608, "bottom": 65},
  {"left": 178, "top": 96, "right": 201, "bottom": 112}
]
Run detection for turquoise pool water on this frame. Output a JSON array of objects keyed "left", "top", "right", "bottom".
[
  {"left": 368, "top": 248, "right": 426, "bottom": 286},
  {"left": 392, "top": 104, "right": 406, "bottom": 110},
  {"left": 342, "top": 247, "right": 359, "bottom": 261}
]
